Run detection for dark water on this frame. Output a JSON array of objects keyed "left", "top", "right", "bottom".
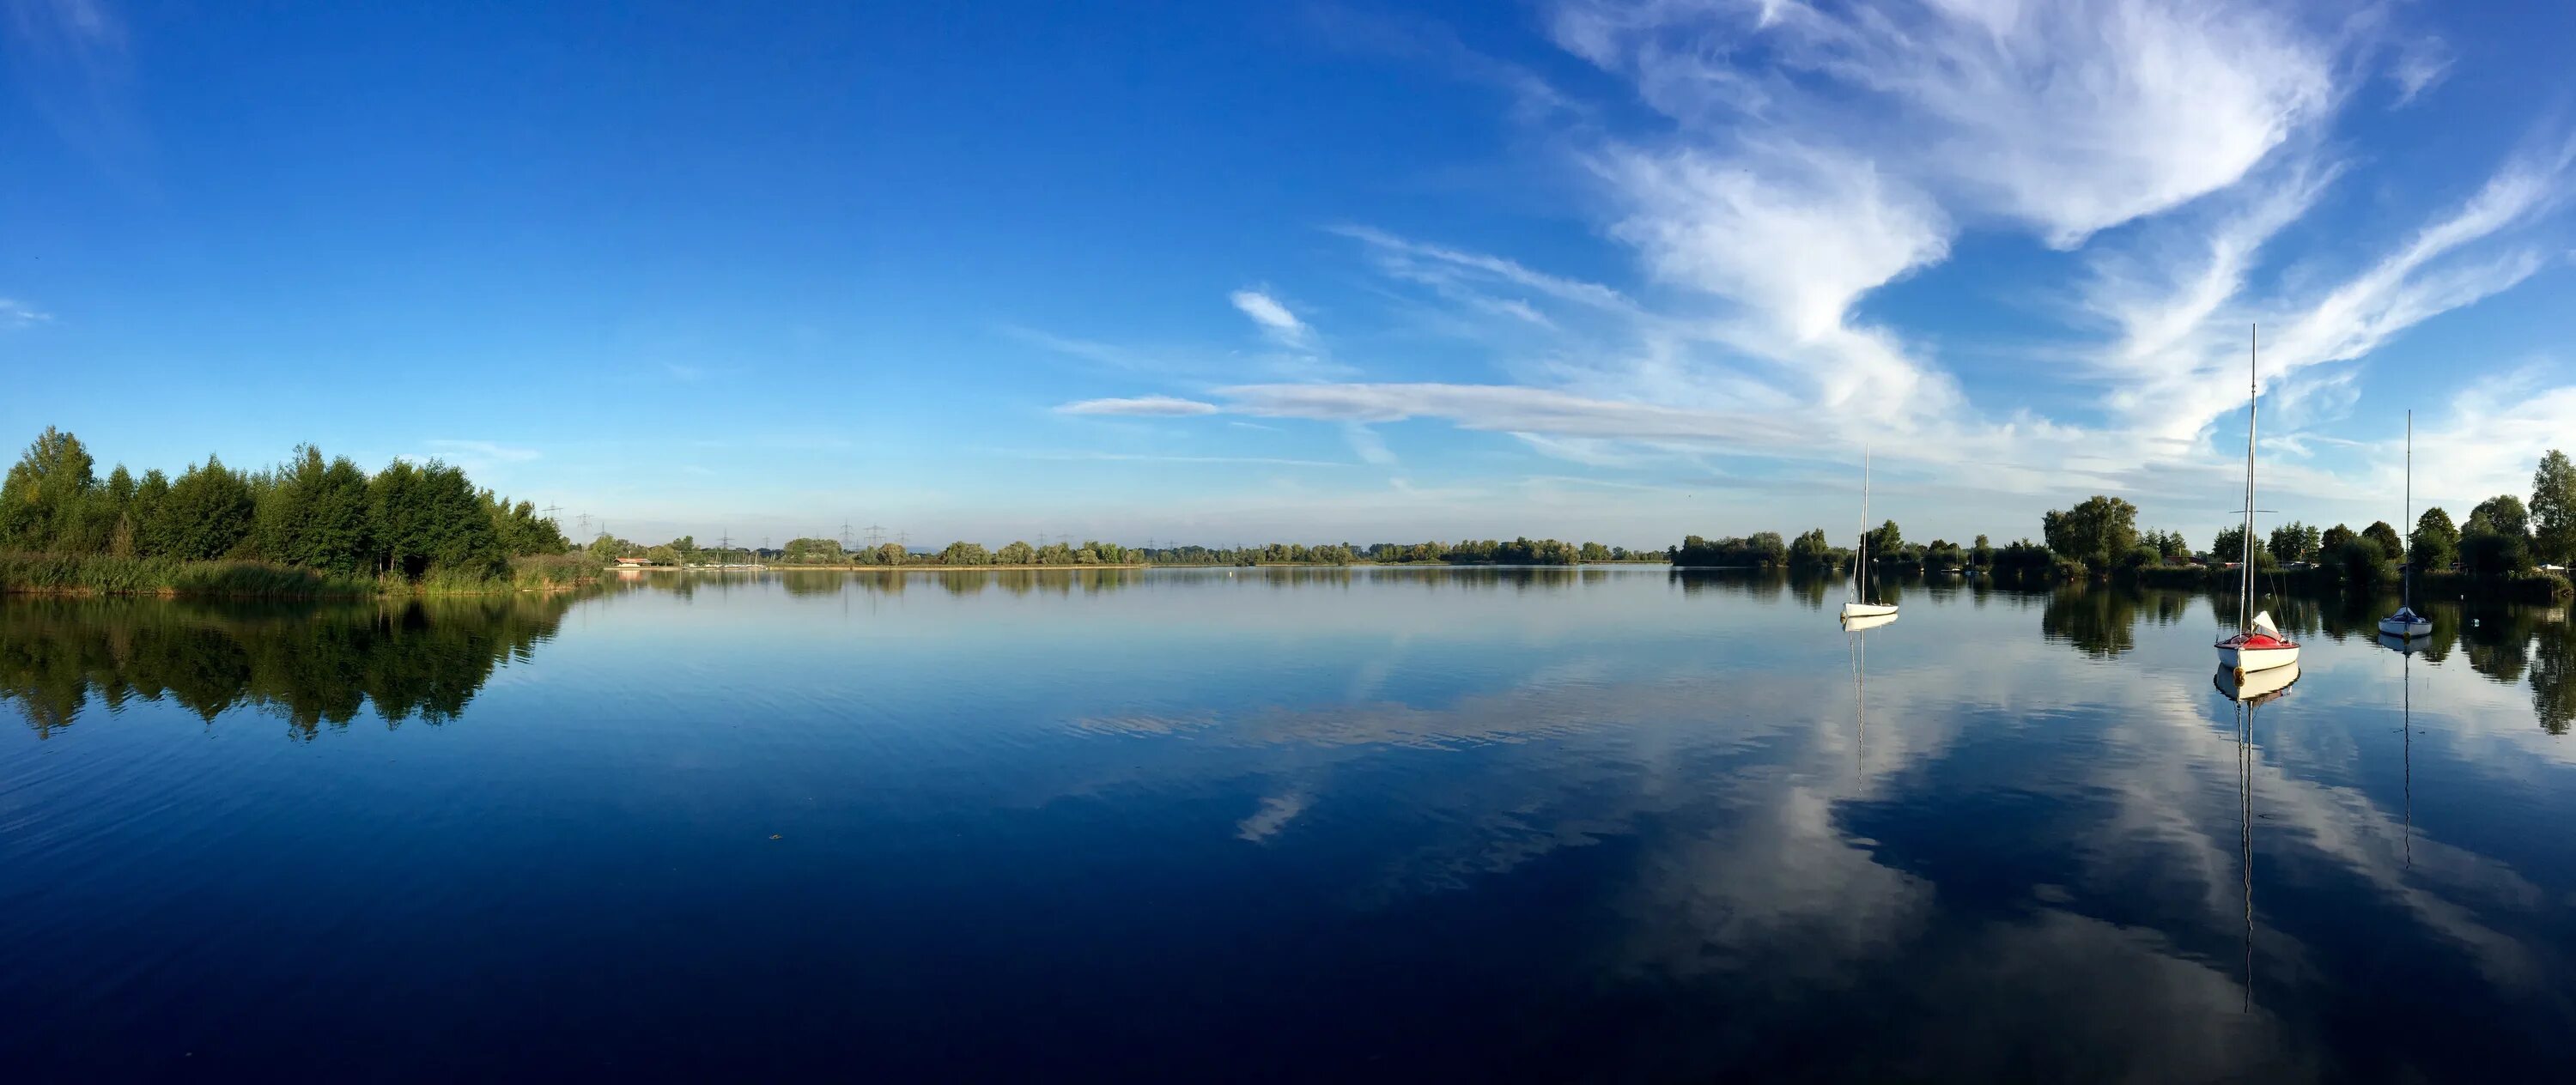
[{"left": 5, "top": 569, "right": 2575, "bottom": 1082}]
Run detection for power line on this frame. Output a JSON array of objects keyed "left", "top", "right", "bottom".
[
  {"left": 841, "top": 520, "right": 853, "bottom": 550},
  {"left": 864, "top": 524, "right": 884, "bottom": 549},
  {"left": 575, "top": 512, "right": 592, "bottom": 537}
]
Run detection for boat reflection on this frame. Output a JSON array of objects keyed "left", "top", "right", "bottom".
[{"left": 2214, "top": 660, "right": 2300, "bottom": 704}]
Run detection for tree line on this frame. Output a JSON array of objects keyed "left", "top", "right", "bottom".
[
  {"left": 585, "top": 535, "right": 1658, "bottom": 567},
  {"left": 1663, "top": 448, "right": 2576, "bottom": 598},
  {"left": 1, "top": 427, "right": 567, "bottom": 582}
]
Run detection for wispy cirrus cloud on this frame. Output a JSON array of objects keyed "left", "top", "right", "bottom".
[
  {"left": 1041, "top": 1, "right": 2570, "bottom": 535},
  {"left": 1057, "top": 395, "right": 1221, "bottom": 417}
]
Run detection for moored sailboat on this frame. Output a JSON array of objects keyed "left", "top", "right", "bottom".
[
  {"left": 1840, "top": 448, "right": 1899, "bottom": 622},
  {"left": 2218, "top": 325, "right": 2300, "bottom": 676},
  {"left": 2379, "top": 409, "right": 2433, "bottom": 639}
]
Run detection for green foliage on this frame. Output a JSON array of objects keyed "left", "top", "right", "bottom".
[
  {"left": 995, "top": 541, "right": 1036, "bottom": 565},
  {"left": 2465, "top": 494, "right": 2529, "bottom": 539},
  {"left": 2321, "top": 524, "right": 2355, "bottom": 553},
  {"left": 2412, "top": 507, "right": 2458, "bottom": 570},
  {"left": 156, "top": 456, "right": 257, "bottom": 561},
  {"left": 2532, "top": 449, "right": 2576, "bottom": 565},
  {"left": 255, "top": 446, "right": 377, "bottom": 573},
  {"left": 2460, "top": 529, "right": 2536, "bottom": 578},
  {"left": 875, "top": 542, "right": 908, "bottom": 566},
  {"left": 2041, "top": 495, "right": 2139, "bottom": 573},
  {"left": 1670, "top": 533, "right": 1785, "bottom": 568},
  {"left": 0, "top": 427, "right": 99, "bottom": 553},
  {"left": 1865, "top": 519, "right": 1902, "bottom": 561},
  {"left": 488, "top": 494, "right": 568, "bottom": 557},
  {"left": 1991, "top": 539, "right": 2055, "bottom": 578},
  {"left": 939, "top": 541, "right": 993, "bottom": 566},
  {"left": 2266, "top": 521, "right": 2320, "bottom": 565},
  {"left": 2326, "top": 539, "right": 2393, "bottom": 589},
  {"left": 1787, "top": 528, "right": 1838, "bottom": 570},
  {"left": 2363, "top": 521, "right": 2403, "bottom": 561},
  {"left": 0, "top": 553, "right": 379, "bottom": 597}
]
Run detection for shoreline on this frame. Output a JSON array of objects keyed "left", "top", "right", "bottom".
[{"left": 643, "top": 561, "right": 1676, "bottom": 572}]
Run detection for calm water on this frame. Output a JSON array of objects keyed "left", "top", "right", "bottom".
[{"left": 5, "top": 568, "right": 2575, "bottom": 1082}]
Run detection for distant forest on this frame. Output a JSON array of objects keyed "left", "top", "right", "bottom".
[{"left": 587, "top": 535, "right": 1664, "bottom": 567}]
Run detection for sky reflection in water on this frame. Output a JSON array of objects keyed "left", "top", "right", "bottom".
[{"left": 3, "top": 568, "right": 2573, "bottom": 1081}]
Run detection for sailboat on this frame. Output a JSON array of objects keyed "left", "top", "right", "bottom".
[
  {"left": 1840, "top": 449, "right": 1899, "bottom": 621},
  {"left": 2379, "top": 410, "right": 2433, "bottom": 639},
  {"left": 2217, "top": 325, "right": 2300, "bottom": 676}
]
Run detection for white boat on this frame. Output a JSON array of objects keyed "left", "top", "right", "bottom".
[
  {"left": 2379, "top": 409, "right": 2433, "bottom": 639},
  {"left": 1838, "top": 448, "right": 1899, "bottom": 621},
  {"left": 1842, "top": 610, "right": 1899, "bottom": 632},
  {"left": 2216, "top": 325, "right": 2299, "bottom": 675}
]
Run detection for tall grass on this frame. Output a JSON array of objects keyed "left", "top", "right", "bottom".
[{"left": 0, "top": 552, "right": 601, "bottom": 597}]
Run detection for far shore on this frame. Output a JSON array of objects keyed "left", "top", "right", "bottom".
[{"left": 630, "top": 560, "right": 1674, "bottom": 573}]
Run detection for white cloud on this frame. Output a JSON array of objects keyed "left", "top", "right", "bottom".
[
  {"left": 0, "top": 298, "right": 51, "bottom": 328},
  {"left": 1553, "top": 0, "right": 2337, "bottom": 248},
  {"left": 1230, "top": 289, "right": 1309, "bottom": 343},
  {"left": 2391, "top": 37, "right": 2451, "bottom": 106},
  {"left": 1055, "top": 395, "right": 1221, "bottom": 417}
]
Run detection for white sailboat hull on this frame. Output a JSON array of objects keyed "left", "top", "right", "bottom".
[
  {"left": 1839, "top": 602, "right": 1899, "bottom": 619},
  {"left": 2216, "top": 641, "right": 2300, "bottom": 672},
  {"left": 2377, "top": 616, "right": 2432, "bottom": 639},
  {"left": 1841, "top": 609, "right": 1899, "bottom": 631}
]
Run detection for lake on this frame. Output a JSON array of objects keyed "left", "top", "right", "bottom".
[{"left": 5, "top": 568, "right": 2574, "bottom": 1081}]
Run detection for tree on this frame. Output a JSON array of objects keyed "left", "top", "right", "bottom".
[
  {"left": 155, "top": 456, "right": 256, "bottom": 561},
  {"left": 1578, "top": 541, "right": 1612, "bottom": 561},
  {"left": 996, "top": 540, "right": 1036, "bottom": 565},
  {"left": 2465, "top": 494, "right": 2530, "bottom": 540},
  {"left": 2213, "top": 524, "right": 2250, "bottom": 565},
  {"left": 876, "top": 542, "right": 907, "bottom": 566},
  {"left": 256, "top": 446, "right": 376, "bottom": 574},
  {"left": 2266, "top": 521, "right": 2320, "bottom": 565},
  {"left": 781, "top": 537, "right": 845, "bottom": 564},
  {"left": 0, "top": 426, "right": 98, "bottom": 552},
  {"left": 1865, "top": 519, "right": 1902, "bottom": 562},
  {"left": 2412, "top": 507, "right": 2458, "bottom": 571},
  {"left": 2363, "top": 521, "right": 2403, "bottom": 561},
  {"left": 2532, "top": 449, "right": 2576, "bottom": 565},
  {"left": 369, "top": 459, "right": 506, "bottom": 579},
  {"left": 2461, "top": 530, "right": 2536, "bottom": 578},
  {"left": 2321, "top": 524, "right": 2355, "bottom": 553},
  {"left": 939, "top": 541, "right": 992, "bottom": 566},
  {"left": 2041, "top": 495, "right": 2140, "bottom": 572},
  {"left": 1789, "top": 528, "right": 1836, "bottom": 569}
]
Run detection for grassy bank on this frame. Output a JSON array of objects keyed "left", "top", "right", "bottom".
[{"left": 0, "top": 552, "right": 601, "bottom": 597}]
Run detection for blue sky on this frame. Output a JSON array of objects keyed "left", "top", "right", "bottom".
[{"left": 5, "top": 1, "right": 2574, "bottom": 550}]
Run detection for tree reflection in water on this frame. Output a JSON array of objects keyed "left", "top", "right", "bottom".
[{"left": 1, "top": 591, "right": 592, "bottom": 738}]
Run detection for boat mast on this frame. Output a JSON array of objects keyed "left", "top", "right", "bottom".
[
  {"left": 2403, "top": 410, "right": 2414, "bottom": 611},
  {"left": 2242, "top": 324, "right": 2257, "bottom": 633},
  {"left": 1862, "top": 447, "right": 1871, "bottom": 603}
]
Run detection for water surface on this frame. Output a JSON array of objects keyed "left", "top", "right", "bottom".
[{"left": 5, "top": 569, "right": 2574, "bottom": 1081}]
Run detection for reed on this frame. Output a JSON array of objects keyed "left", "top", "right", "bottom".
[{"left": 0, "top": 552, "right": 600, "bottom": 597}]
